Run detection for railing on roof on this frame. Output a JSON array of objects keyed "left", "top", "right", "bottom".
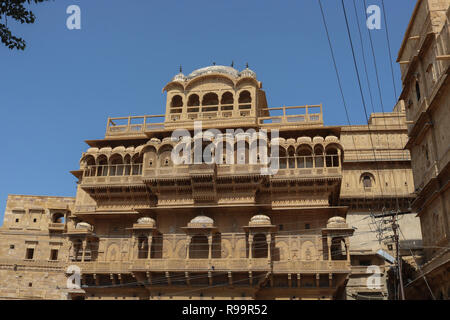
[
  {"left": 258, "top": 105, "right": 323, "bottom": 126},
  {"left": 105, "top": 105, "right": 323, "bottom": 136},
  {"left": 106, "top": 115, "right": 165, "bottom": 136}
]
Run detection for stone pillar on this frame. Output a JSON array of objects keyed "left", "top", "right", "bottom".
[
  {"left": 131, "top": 235, "right": 136, "bottom": 260},
  {"left": 186, "top": 235, "right": 191, "bottom": 260},
  {"left": 248, "top": 234, "right": 253, "bottom": 259},
  {"left": 81, "top": 238, "right": 87, "bottom": 262},
  {"left": 267, "top": 234, "right": 271, "bottom": 260},
  {"left": 345, "top": 238, "right": 350, "bottom": 261},
  {"left": 337, "top": 150, "right": 341, "bottom": 167},
  {"left": 327, "top": 236, "right": 332, "bottom": 261},
  {"left": 208, "top": 234, "right": 213, "bottom": 260},
  {"left": 147, "top": 235, "right": 153, "bottom": 260}
]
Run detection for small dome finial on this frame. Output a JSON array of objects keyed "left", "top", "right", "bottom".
[
  {"left": 213, "top": 62, "right": 216, "bottom": 66},
  {"left": 231, "top": 60, "right": 234, "bottom": 68},
  {"left": 179, "top": 65, "right": 182, "bottom": 73},
  {"left": 246, "top": 62, "right": 249, "bottom": 69}
]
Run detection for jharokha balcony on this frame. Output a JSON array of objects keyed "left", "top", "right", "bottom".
[{"left": 78, "top": 155, "right": 341, "bottom": 184}]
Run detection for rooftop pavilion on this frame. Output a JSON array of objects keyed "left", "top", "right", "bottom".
[{"left": 105, "top": 65, "right": 324, "bottom": 138}]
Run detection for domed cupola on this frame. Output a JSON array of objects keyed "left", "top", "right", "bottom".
[
  {"left": 249, "top": 214, "right": 272, "bottom": 226},
  {"left": 239, "top": 63, "right": 257, "bottom": 79},
  {"left": 186, "top": 64, "right": 240, "bottom": 80},
  {"left": 172, "top": 66, "right": 186, "bottom": 82},
  {"left": 326, "top": 216, "right": 348, "bottom": 229},
  {"left": 188, "top": 215, "right": 215, "bottom": 228}
]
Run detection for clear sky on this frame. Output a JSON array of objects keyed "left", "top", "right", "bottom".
[{"left": 0, "top": 0, "right": 416, "bottom": 224}]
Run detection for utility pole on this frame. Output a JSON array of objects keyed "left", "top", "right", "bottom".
[
  {"left": 392, "top": 213, "right": 405, "bottom": 300},
  {"left": 373, "top": 210, "right": 409, "bottom": 300}
]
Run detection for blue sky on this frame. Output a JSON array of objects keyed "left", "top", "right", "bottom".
[{"left": 0, "top": 0, "right": 416, "bottom": 224}]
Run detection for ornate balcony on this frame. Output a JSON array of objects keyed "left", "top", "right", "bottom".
[
  {"left": 81, "top": 164, "right": 143, "bottom": 186},
  {"left": 273, "top": 260, "right": 350, "bottom": 274},
  {"left": 48, "top": 222, "right": 66, "bottom": 232},
  {"left": 68, "top": 258, "right": 351, "bottom": 275}
]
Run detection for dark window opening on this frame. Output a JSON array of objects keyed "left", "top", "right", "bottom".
[
  {"left": 171, "top": 95, "right": 183, "bottom": 108},
  {"left": 363, "top": 175, "right": 372, "bottom": 188},
  {"left": 238, "top": 90, "right": 252, "bottom": 104},
  {"left": 221, "top": 92, "right": 234, "bottom": 105},
  {"left": 305, "top": 224, "right": 310, "bottom": 230},
  {"left": 202, "top": 93, "right": 219, "bottom": 106},
  {"left": 359, "top": 259, "right": 371, "bottom": 266},
  {"left": 187, "top": 94, "right": 200, "bottom": 107},
  {"left": 10, "top": 245, "right": 14, "bottom": 249},
  {"left": 26, "top": 248, "right": 34, "bottom": 260},
  {"left": 50, "top": 249, "right": 59, "bottom": 261},
  {"left": 415, "top": 80, "right": 421, "bottom": 101}
]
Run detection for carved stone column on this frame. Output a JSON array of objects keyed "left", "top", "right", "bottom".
[
  {"left": 147, "top": 235, "right": 153, "bottom": 260},
  {"left": 81, "top": 238, "right": 87, "bottom": 262},
  {"left": 131, "top": 235, "right": 136, "bottom": 260},
  {"left": 267, "top": 234, "right": 272, "bottom": 260},
  {"left": 208, "top": 234, "right": 213, "bottom": 260},
  {"left": 327, "top": 236, "right": 332, "bottom": 261},
  {"left": 345, "top": 238, "right": 350, "bottom": 261},
  {"left": 186, "top": 235, "right": 191, "bottom": 260},
  {"left": 248, "top": 234, "right": 254, "bottom": 259}
]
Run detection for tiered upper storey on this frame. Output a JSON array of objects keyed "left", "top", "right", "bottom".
[{"left": 105, "top": 65, "right": 324, "bottom": 137}]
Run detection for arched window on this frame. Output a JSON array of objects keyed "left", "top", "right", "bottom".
[
  {"left": 83, "top": 155, "right": 96, "bottom": 177},
  {"left": 234, "top": 141, "right": 249, "bottom": 164},
  {"left": 132, "top": 154, "right": 143, "bottom": 175},
  {"left": 137, "top": 236, "right": 148, "bottom": 259},
  {"left": 171, "top": 95, "right": 183, "bottom": 108},
  {"left": 288, "top": 146, "right": 296, "bottom": 169},
  {"left": 238, "top": 90, "right": 252, "bottom": 104},
  {"left": 52, "top": 213, "right": 65, "bottom": 224},
  {"left": 124, "top": 154, "right": 131, "bottom": 175},
  {"left": 325, "top": 147, "right": 339, "bottom": 167},
  {"left": 314, "top": 145, "right": 324, "bottom": 168},
  {"left": 109, "top": 154, "right": 123, "bottom": 176},
  {"left": 331, "top": 238, "right": 347, "bottom": 261},
  {"left": 252, "top": 234, "right": 268, "bottom": 258},
  {"left": 96, "top": 155, "right": 108, "bottom": 176},
  {"left": 277, "top": 147, "right": 287, "bottom": 169},
  {"left": 360, "top": 173, "right": 374, "bottom": 188},
  {"left": 189, "top": 235, "right": 209, "bottom": 259},
  {"left": 188, "top": 94, "right": 200, "bottom": 107},
  {"left": 297, "top": 146, "right": 313, "bottom": 168},
  {"left": 73, "top": 239, "right": 82, "bottom": 261},
  {"left": 221, "top": 92, "right": 234, "bottom": 105},
  {"left": 202, "top": 93, "right": 219, "bottom": 106}
]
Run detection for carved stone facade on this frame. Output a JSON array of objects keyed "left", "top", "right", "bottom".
[
  {"left": 0, "top": 61, "right": 424, "bottom": 300},
  {"left": 397, "top": 0, "right": 450, "bottom": 300}
]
